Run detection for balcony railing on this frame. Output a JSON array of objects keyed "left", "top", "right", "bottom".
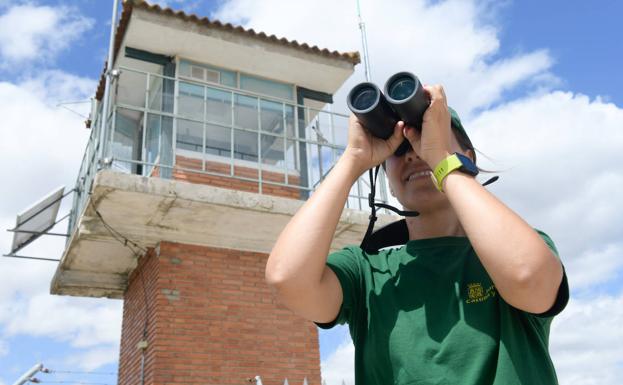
[{"left": 67, "top": 66, "right": 389, "bottom": 236}]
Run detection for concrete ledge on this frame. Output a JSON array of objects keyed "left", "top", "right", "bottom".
[{"left": 51, "top": 170, "right": 397, "bottom": 298}]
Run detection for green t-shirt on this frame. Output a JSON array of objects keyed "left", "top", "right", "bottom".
[{"left": 318, "top": 230, "right": 568, "bottom": 385}]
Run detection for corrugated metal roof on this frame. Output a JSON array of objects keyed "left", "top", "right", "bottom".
[{"left": 95, "top": 0, "right": 360, "bottom": 100}]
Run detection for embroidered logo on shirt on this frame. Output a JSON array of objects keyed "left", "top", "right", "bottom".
[{"left": 466, "top": 282, "right": 496, "bottom": 304}]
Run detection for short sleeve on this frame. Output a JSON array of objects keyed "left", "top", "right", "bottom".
[
  {"left": 315, "top": 246, "right": 365, "bottom": 329},
  {"left": 531, "top": 229, "right": 569, "bottom": 318}
]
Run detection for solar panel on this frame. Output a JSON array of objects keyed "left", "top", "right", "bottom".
[{"left": 10, "top": 186, "right": 65, "bottom": 254}]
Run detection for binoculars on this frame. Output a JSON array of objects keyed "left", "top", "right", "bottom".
[{"left": 347, "top": 72, "right": 429, "bottom": 156}]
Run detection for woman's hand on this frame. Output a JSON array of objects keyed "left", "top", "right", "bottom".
[
  {"left": 342, "top": 114, "right": 405, "bottom": 174},
  {"left": 401, "top": 84, "right": 453, "bottom": 169}
]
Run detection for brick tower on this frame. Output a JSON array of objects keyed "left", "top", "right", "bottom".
[{"left": 50, "top": 1, "right": 392, "bottom": 384}]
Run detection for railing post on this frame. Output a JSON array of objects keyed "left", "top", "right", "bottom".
[
  {"left": 97, "top": 0, "right": 120, "bottom": 167},
  {"left": 257, "top": 97, "right": 263, "bottom": 194}
]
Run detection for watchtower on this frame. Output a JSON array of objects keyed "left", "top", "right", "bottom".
[{"left": 51, "top": 1, "right": 391, "bottom": 384}]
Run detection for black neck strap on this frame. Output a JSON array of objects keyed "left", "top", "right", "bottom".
[{"left": 359, "top": 168, "right": 499, "bottom": 252}]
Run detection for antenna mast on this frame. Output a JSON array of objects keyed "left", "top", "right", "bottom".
[{"left": 356, "top": 0, "right": 372, "bottom": 81}]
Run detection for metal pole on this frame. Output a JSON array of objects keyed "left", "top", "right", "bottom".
[
  {"left": 98, "top": 0, "right": 120, "bottom": 166},
  {"left": 3, "top": 254, "right": 60, "bottom": 262},
  {"left": 356, "top": 0, "right": 372, "bottom": 81},
  {"left": 12, "top": 363, "right": 43, "bottom": 385}
]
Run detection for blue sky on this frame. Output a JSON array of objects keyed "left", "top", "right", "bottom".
[
  {"left": 1, "top": 1, "right": 622, "bottom": 384},
  {"left": 8, "top": 0, "right": 623, "bottom": 107}
]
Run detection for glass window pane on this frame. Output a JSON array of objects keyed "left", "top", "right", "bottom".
[
  {"left": 220, "top": 71, "right": 236, "bottom": 87},
  {"left": 315, "top": 111, "right": 333, "bottom": 143},
  {"left": 179, "top": 60, "right": 191, "bottom": 77},
  {"left": 178, "top": 82, "right": 204, "bottom": 121},
  {"left": 286, "top": 140, "right": 299, "bottom": 172},
  {"left": 234, "top": 129, "right": 258, "bottom": 162},
  {"left": 261, "top": 134, "right": 284, "bottom": 167},
  {"left": 240, "top": 74, "right": 293, "bottom": 100},
  {"left": 319, "top": 145, "right": 334, "bottom": 180},
  {"left": 308, "top": 142, "right": 321, "bottom": 188},
  {"left": 176, "top": 119, "right": 204, "bottom": 172},
  {"left": 234, "top": 94, "right": 258, "bottom": 130},
  {"left": 205, "top": 124, "right": 231, "bottom": 158},
  {"left": 206, "top": 87, "right": 232, "bottom": 125},
  {"left": 285, "top": 104, "right": 296, "bottom": 138},
  {"left": 305, "top": 109, "right": 321, "bottom": 141},
  {"left": 116, "top": 70, "right": 146, "bottom": 107},
  {"left": 179, "top": 59, "right": 236, "bottom": 87},
  {"left": 160, "top": 116, "right": 174, "bottom": 179},
  {"left": 261, "top": 134, "right": 284, "bottom": 184},
  {"left": 148, "top": 76, "right": 164, "bottom": 111},
  {"left": 260, "top": 100, "right": 284, "bottom": 134},
  {"left": 332, "top": 114, "right": 349, "bottom": 147},
  {"left": 146, "top": 114, "right": 161, "bottom": 167},
  {"left": 112, "top": 108, "right": 142, "bottom": 174}
]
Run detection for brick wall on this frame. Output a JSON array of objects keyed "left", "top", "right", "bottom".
[
  {"left": 118, "top": 242, "right": 322, "bottom": 385},
  {"left": 173, "top": 155, "right": 302, "bottom": 199},
  {"left": 118, "top": 248, "right": 159, "bottom": 385}
]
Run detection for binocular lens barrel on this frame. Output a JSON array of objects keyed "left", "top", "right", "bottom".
[
  {"left": 347, "top": 83, "right": 398, "bottom": 140},
  {"left": 347, "top": 72, "right": 429, "bottom": 141},
  {"left": 387, "top": 74, "right": 416, "bottom": 101},
  {"left": 350, "top": 84, "right": 378, "bottom": 111},
  {"left": 346, "top": 72, "right": 430, "bottom": 156},
  {"left": 384, "top": 72, "right": 429, "bottom": 131}
]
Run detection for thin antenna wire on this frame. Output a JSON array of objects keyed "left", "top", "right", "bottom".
[
  {"left": 57, "top": 104, "right": 89, "bottom": 119},
  {"left": 356, "top": 0, "right": 372, "bottom": 81},
  {"left": 56, "top": 100, "right": 91, "bottom": 119},
  {"left": 47, "top": 370, "right": 117, "bottom": 376},
  {"left": 37, "top": 381, "right": 111, "bottom": 385}
]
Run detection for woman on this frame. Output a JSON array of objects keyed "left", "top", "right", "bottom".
[{"left": 266, "top": 85, "right": 568, "bottom": 384}]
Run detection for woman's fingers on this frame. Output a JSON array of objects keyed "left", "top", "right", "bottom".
[
  {"left": 401, "top": 124, "right": 423, "bottom": 157},
  {"left": 388, "top": 120, "right": 405, "bottom": 147},
  {"left": 424, "top": 84, "right": 446, "bottom": 103}
]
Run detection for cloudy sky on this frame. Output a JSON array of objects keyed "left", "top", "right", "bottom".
[{"left": 0, "top": 0, "right": 621, "bottom": 384}]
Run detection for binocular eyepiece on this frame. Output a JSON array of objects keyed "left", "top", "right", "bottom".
[{"left": 347, "top": 72, "right": 429, "bottom": 156}]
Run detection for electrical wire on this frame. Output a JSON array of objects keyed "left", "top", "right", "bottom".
[
  {"left": 87, "top": 197, "right": 150, "bottom": 330},
  {"left": 88, "top": 198, "right": 147, "bottom": 256},
  {"left": 47, "top": 370, "right": 117, "bottom": 376},
  {"left": 86, "top": 196, "right": 150, "bottom": 383},
  {"left": 39, "top": 381, "right": 111, "bottom": 385}
]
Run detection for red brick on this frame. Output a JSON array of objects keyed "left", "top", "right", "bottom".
[{"left": 118, "top": 243, "right": 321, "bottom": 385}]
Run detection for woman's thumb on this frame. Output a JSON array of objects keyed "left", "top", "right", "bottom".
[{"left": 390, "top": 121, "right": 405, "bottom": 145}]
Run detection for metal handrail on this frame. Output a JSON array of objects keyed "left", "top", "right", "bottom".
[{"left": 66, "top": 65, "right": 387, "bottom": 238}]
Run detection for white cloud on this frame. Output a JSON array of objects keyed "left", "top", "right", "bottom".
[
  {"left": 565, "top": 244, "right": 623, "bottom": 290},
  {"left": 551, "top": 294, "right": 623, "bottom": 385},
  {"left": 469, "top": 91, "right": 623, "bottom": 290},
  {"left": 0, "top": 71, "right": 94, "bottom": 217},
  {"left": 321, "top": 338, "right": 355, "bottom": 385},
  {"left": 0, "top": 3, "right": 93, "bottom": 68},
  {"left": 212, "top": 0, "right": 555, "bottom": 116},
  {"left": 0, "top": 70, "right": 120, "bottom": 373},
  {"left": 65, "top": 346, "right": 120, "bottom": 371},
  {"left": 1, "top": 294, "right": 122, "bottom": 348}
]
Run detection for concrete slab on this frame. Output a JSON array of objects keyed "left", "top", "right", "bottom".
[{"left": 51, "top": 170, "right": 398, "bottom": 298}]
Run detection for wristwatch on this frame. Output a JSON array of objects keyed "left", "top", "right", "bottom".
[{"left": 432, "top": 153, "right": 479, "bottom": 192}]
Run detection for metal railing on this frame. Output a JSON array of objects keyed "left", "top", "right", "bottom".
[{"left": 66, "top": 66, "right": 388, "bottom": 237}]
